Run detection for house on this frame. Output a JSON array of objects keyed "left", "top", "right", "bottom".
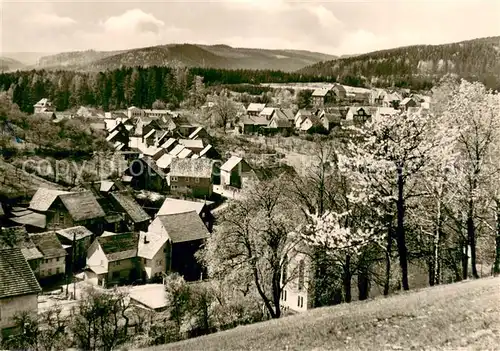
[
  {"left": 239, "top": 114, "right": 269, "bottom": 134},
  {"left": 294, "top": 109, "right": 314, "bottom": 129},
  {"left": 110, "top": 192, "right": 151, "bottom": 232},
  {"left": 267, "top": 116, "right": 292, "bottom": 134},
  {"left": 149, "top": 211, "right": 210, "bottom": 281},
  {"left": 44, "top": 191, "right": 106, "bottom": 234},
  {"left": 138, "top": 231, "right": 168, "bottom": 283},
  {"left": 33, "top": 98, "right": 54, "bottom": 114},
  {"left": 9, "top": 207, "right": 47, "bottom": 232},
  {"left": 0, "top": 226, "right": 43, "bottom": 276},
  {"left": 55, "top": 226, "right": 93, "bottom": 271},
  {"left": 280, "top": 243, "right": 313, "bottom": 313},
  {"left": 220, "top": 156, "right": 252, "bottom": 189},
  {"left": 175, "top": 124, "right": 198, "bottom": 138},
  {"left": 321, "top": 109, "right": 343, "bottom": 131},
  {"left": 188, "top": 126, "right": 209, "bottom": 140},
  {"left": 371, "top": 89, "right": 387, "bottom": 105},
  {"left": 331, "top": 84, "right": 347, "bottom": 100},
  {"left": 400, "top": 97, "right": 418, "bottom": 111},
  {"left": 126, "top": 157, "right": 168, "bottom": 192},
  {"left": 85, "top": 232, "right": 140, "bottom": 287},
  {"left": 311, "top": 89, "right": 333, "bottom": 107},
  {"left": 127, "top": 106, "right": 144, "bottom": 119},
  {"left": 157, "top": 197, "right": 214, "bottom": 232},
  {"left": 0, "top": 247, "right": 41, "bottom": 335},
  {"left": 345, "top": 107, "right": 372, "bottom": 123},
  {"left": 106, "top": 122, "right": 130, "bottom": 149},
  {"left": 142, "top": 109, "right": 171, "bottom": 119},
  {"left": 29, "top": 232, "right": 66, "bottom": 281},
  {"left": 161, "top": 138, "right": 178, "bottom": 152},
  {"left": 246, "top": 103, "right": 266, "bottom": 116},
  {"left": 299, "top": 115, "right": 324, "bottom": 133},
  {"left": 156, "top": 154, "right": 174, "bottom": 171},
  {"left": 178, "top": 148, "right": 193, "bottom": 159},
  {"left": 383, "top": 92, "right": 403, "bottom": 108},
  {"left": 375, "top": 107, "right": 399, "bottom": 119},
  {"left": 169, "top": 144, "right": 186, "bottom": 157},
  {"left": 179, "top": 139, "right": 204, "bottom": 154},
  {"left": 169, "top": 158, "right": 215, "bottom": 198}
]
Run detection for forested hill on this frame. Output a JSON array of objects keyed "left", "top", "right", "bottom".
[
  {"left": 35, "top": 44, "right": 338, "bottom": 72},
  {"left": 298, "top": 36, "right": 500, "bottom": 90},
  {"left": 0, "top": 57, "right": 26, "bottom": 72}
]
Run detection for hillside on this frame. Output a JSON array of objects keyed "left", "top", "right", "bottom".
[
  {"left": 299, "top": 36, "right": 500, "bottom": 89},
  {"left": 148, "top": 277, "right": 500, "bottom": 351},
  {"left": 34, "top": 44, "right": 338, "bottom": 72},
  {"left": 0, "top": 57, "right": 26, "bottom": 72}
]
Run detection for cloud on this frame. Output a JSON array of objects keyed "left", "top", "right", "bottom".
[
  {"left": 101, "top": 9, "right": 164, "bottom": 34},
  {"left": 25, "top": 12, "right": 77, "bottom": 28}
]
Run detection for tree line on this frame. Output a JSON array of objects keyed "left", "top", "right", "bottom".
[{"left": 0, "top": 67, "right": 335, "bottom": 114}]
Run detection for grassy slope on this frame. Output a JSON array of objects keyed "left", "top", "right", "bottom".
[{"left": 149, "top": 277, "right": 500, "bottom": 351}]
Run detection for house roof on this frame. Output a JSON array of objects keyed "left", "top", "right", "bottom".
[
  {"left": 0, "top": 247, "right": 42, "bottom": 299},
  {"left": 34, "top": 98, "right": 50, "bottom": 107},
  {"left": 141, "top": 156, "right": 167, "bottom": 179},
  {"left": 221, "top": 156, "right": 243, "bottom": 172},
  {"left": 188, "top": 126, "right": 204, "bottom": 139},
  {"left": 100, "top": 181, "right": 115, "bottom": 192},
  {"left": 29, "top": 188, "right": 71, "bottom": 212},
  {"left": 259, "top": 107, "right": 275, "bottom": 117},
  {"left": 161, "top": 138, "right": 178, "bottom": 150},
  {"left": 199, "top": 144, "right": 213, "bottom": 157},
  {"left": 10, "top": 211, "right": 47, "bottom": 229},
  {"left": 137, "top": 231, "right": 167, "bottom": 260},
  {"left": 56, "top": 226, "right": 93, "bottom": 241},
  {"left": 170, "top": 158, "right": 214, "bottom": 178},
  {"left": 401, "top": 97, "right": 414, "bottom": 105},
  {"left": 169, "top": 144, "right": 185, "bottom": 156},
  {"left": 58, "top": 191, "right": 106, "bottom": 222},
  {"left": 157, "top": 211, "right": 209, "bottom": 243},
  {"left": 376, "top": 107, "right": 399, "bottom": 116},
  {"left": 97, "top": 232, "right": 139, "bottom": 262},
  {"left": 30, "top": 232, "right": 67, "bottom": 259},
  {"left": 129, "top": 284, "right": 168, "bottom": 310},
  {"left": 270, "top": 115, "right": 291, "bottom": 128},
  {"left": 144, "top": 129, "right": 156, "bottom": 139},
  {"left": 179, "top": 139, "right": 204, "bottom": 150},
  {"left": 111, "top": 192, "right": 151, "bottom": 224},
  {"left": 157, "top": 198, "right": 205, "bottom": 216},
  {"left": 240, "top": 114, "right": 269, "bottom": 126},
  {"left": 156, "top": 154, "right": 174, "bottom": 169},
  {"left": 312, "top": 88, "right": 329, "bottom": 97},
  {"left": 246, "top": 103, "right": 266, "bottom": 112},
  {"left": 0, "top": 226, "right": 44, "bottom": 261},
  {"left": 178, "top": 148, "right": 193, "bottom": 159}
]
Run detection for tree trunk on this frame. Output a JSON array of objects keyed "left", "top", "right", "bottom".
[
  {"left": 433, "top": 198, "right": 442, "bottom": 285},
  {"left": 428, "top": 258, "right": 435, "bottom": 286},
  {"left": 461, "top": 240, "right": 469, "bottom": 280},
  {"left": 357, "top": 262, "right": 370, "bottom": 301},
  {"left": 467, "top": 199, "right": 479, "bottom": 278},
  {"left": 493, "top": 201, "right": 500, "bottom": 276},
  {"left": 396, "top": 166, "right": 410, "bottom": 290},
  {"left": 343, "top": 254, "right": 352, "bottom": 303},
  {"left": 384, "top": 224, "right": 392, "bottom": 296}
]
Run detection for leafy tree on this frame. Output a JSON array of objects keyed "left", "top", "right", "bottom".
[{"left": 296, "top": 90, "right": 312, "bottom": 109}]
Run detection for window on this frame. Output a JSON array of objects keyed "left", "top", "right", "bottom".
[
  {"left": 298, "top": 259, "right": 305, "bottom": 291},
  {"left": 297, "top": 296, "right": 300, "bottom": 307},
  {"left": 45, "top": 259, "right": 49, "bottom": 264},
  {"left": 171, "top": 185, "right": 178, "bottom": 190},
  {"left": 284, "top": 290, "right": 287, "bottom": 301},
  {"left": 112, "top": 271, "right": 120, "bottom": 279},
  {"left": 300, "top": 296, "right": 304, "bottom": 308},
  {"left": 56, "top": 268, "right": 60, "bottom": 274},
  {"left": 201, "top": 212, "right": 205, "bottom": 218},
  {"left": 115, "top": 260, "right": 121, "bottom": 266},
  {"left": 59, "top": 212, "right": 65, "bottom": 223},
  {"left": 171, "top": 176, "right": 178, "bottom": 182},
  {"left": 48, "top": 269, "right": 52, "bottom": 275},
  {"left": 56, "top": 257, "right": 60, "bottom": 262},
  {"left": 195, "top": 177, "right": 200, "bottom": 183},
  {"left": 156, "top": 259, "right": 162, "bottom": 267},
  {"left": 186, "top": 177, "right": 190, "bottom": 183}
]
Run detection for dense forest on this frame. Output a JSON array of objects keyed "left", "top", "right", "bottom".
[
  {"left": 299, "top": 36, "right": 500, "bottom": 90},
  {"left": 0, "top": 67, "right": 335, "bottom": 113}
]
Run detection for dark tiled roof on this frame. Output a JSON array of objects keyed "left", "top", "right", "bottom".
[
  {"left": 110, "top": 192, "right": 151, "bottom": 223},
  {"left": 59, "top": 192, "right": 105, "bottom": 222},
  {"left": 97, "top": 232, "right": 139, "bottom": 262},
  {"left": 0, "top": 247, "right": 42, "bottom": 298},
  {"left": 56, "top": 226, "right": 93, "bottom": 241},
  {"left": 157, "top": 211, "right": 209, "bottom": 243},
  {"left": 170, "top": 158, "right": 214, "bottom": 178},
  {"left": 30, "top": 232, "right": 67, "bottom": 259},
  {"left": 0, "top": 226, "right": 44, "bottom": 261}
]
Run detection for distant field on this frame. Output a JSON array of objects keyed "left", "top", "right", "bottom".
[{"left": 147, "top": 277, "right": 500, "bottom": 351}]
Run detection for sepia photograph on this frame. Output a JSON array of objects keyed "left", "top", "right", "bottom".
[{"left": 0, "top": 0, "right": 499, "bottom": 349}]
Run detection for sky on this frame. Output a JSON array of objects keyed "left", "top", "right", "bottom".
[{"left": 1, "top": 0, "right": 499, "bottom": 56}]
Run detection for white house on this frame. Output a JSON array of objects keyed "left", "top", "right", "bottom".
[
  {"left": 220, "top": 156, "right": 252, "bottom": 188},
  {"left": 137, "top": 231, "right": 168, "bottom": 282}
]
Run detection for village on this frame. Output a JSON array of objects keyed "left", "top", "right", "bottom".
[{"left": 0, "top": 80, "right": 438, "bottom": 341}]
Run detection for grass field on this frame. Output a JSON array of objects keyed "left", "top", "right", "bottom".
[{"left": 147, "top": 277, "right": 500, "bottom": 351}]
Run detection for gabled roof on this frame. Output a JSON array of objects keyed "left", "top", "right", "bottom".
[
  {"left": 312, "top": 88, "right": 329, "bottom": 97},
  {"left": 0, "top": 247, "right": 42, "bottom": 299},
  {"left": 56, "top": 226, "right": 93, "bottom": 241},
  {"left": 110, "top": 192, "right": 151, "bottom": 224},
  {"left": 178, "top": 148, "right": 193, "bottom": 159},
  {"left": 259, "top": 107, "right": 275, "bottom": 117},
  {"left": 0, "top": 226, "right": 44, "bottom": 261},
  {"left": 137, "top": 231, "right": 167, "bottom": 260},
  {"left": 100, "top": 181, "right": 115, "bottom": 192},
  {"left": 30, "top": 232, "right": 67, "bottom": 259},
  {"left": 221, "top": 156, "right": 243, "bottom": 172},
  {"left": 240, "top": 114, "right": 269, "bottom": 126},
  {"left": 141, "top": 156, "right": 167, "bottom": 179},
  {"left": 156, "top": 154, "right": 174, "bottom": 169},
  {"left": 169, "top": 144, "right": 185, "bottom": 157},
  {"left": 199, "top": 144, "right": 213, "bottom": 158},
  {"left": 97, "top": 232, "right": 139, "bottom": 261},
  {"left": 29, "top": 188, "right": 71, "bottom": 212},
  {"left": 161, "top": 138, "right": 178, "bottom": 150},
  {"left": 376, "top": 107, "right": 399, "bottom": 116},
  {"left": 246, "top": 103, "right": 266, "bottom": 112},
  {"left": 179, "top": 139, "right": 204, "bottom": 150},
  {"left": 188, "top": 126, "right": 205, "bottom": 139},
  {"left": 401, "top": 97, "right": 415, "bottom": 105},
  {"left": 157, "top": 211, "right": 209, "bottom": 243},
  {"left": 10, "top": 210, "right": 47, "bottom": 229},
  {"left": 58, "top": 191, "right": 106, "bottom": 222},
  {"left": 170, "top": 158, "right": 214, "bottom": 178},
  {"left": 157, "top": 198, "right": 205, "bottom": 216}
]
